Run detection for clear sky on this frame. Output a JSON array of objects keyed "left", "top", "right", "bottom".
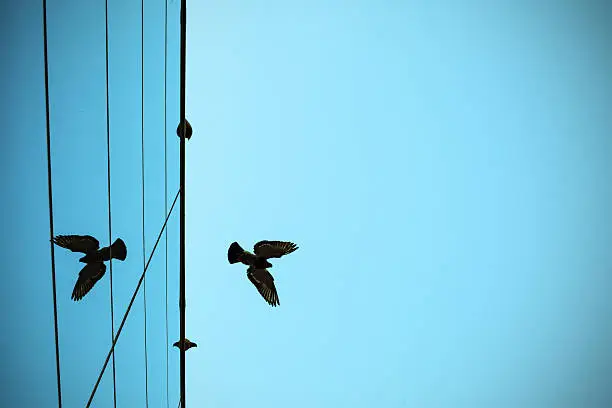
[{"left": 2, "top": 1, "right": 612, "bottom": 407}]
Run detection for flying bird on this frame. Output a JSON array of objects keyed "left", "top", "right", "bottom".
[
  {"left": 228, "top": 240, "right": 298, "bottom": 307},
  {"left": 173, "top": 338, "right": 197, "bottom": 351},
  {"left": 53, "top": 235, "right": 127, "bottom": 263},
  {"left": 53, "top": 235, "right": 127, "bottom": 301}
]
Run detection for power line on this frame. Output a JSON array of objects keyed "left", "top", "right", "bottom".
[
  {"left": 141, "top": 0, "right": 150, "bottom": 405},
  {"left": 104, "top": 0, "right": 118, "bottom": 405},
  {"left": 86, "top": 189, "right": 181, "bottom": 408},
  {"left": 179, "top": 0, "right": 187, "bottom": 407},
  {"left": 163, "top": 0, "right": 170, "bottom": 406},
  {"left": 42, "top": 0, "right": 63, "bottom": 406}
]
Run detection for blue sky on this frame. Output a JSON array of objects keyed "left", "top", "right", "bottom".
[{"left": 2, "top": 1, "right": 612, "bottom": 407}]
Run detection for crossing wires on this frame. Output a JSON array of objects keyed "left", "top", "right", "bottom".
[
  {"left": 43, "top": 1, "right": 187, "bottom": 406},
  {"left": 86, "top": 190, "right": 181, "bottom": 407}
]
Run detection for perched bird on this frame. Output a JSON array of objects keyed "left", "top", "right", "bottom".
[
  {"left": 173, "top": 338, "right": 197, "bottom": 351},
  {"left": 228, "top": 240, "right": 298, "bottom": 307},
  {"left": 53, "top": 234, "right": 127, "bottom": 301},
  {"left": 176, "top": 119, "right": 192, "bottom": 140}
]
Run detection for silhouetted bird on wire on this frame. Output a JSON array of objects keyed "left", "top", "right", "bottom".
[
  {"left": 228, "top": 240, "right": 298, "bottom": 307},
  {"left": 52, "top": 235, "right": 127, "bottom": 301},
  {"left": 173, "top": 338, "right": 197, "bottom": 351}
]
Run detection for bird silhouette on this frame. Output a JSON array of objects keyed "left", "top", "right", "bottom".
[
  {"left": 52, "top": 235, "right": 127, "bottom": 301},
  {"left": 228, "top": 240, "right": 298, "bottom": 306},
  {"left": 173, "top": 338, "right": 197, "bottom": 351}
]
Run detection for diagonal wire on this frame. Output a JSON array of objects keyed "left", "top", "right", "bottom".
[
  {"left": 163, "top": 0, "right": 170, "bottom": 407},
  {"left": 86, "top": 189, "right": 181, "bottom": 408},
  {"left": 141, "top": 0, "right": 150, "bottom": 406},
  {"left": 42, "top": 0, "right": 63, "bottom": 406},
  {"left": 104, "top": 0, "right": 118, "bottom": 405}
]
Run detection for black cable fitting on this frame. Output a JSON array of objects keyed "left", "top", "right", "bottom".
[{"left": 177, "top": 119, "right": 192, "bottom": 140}]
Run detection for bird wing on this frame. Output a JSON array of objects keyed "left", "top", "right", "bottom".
[
  {"left": 253, "top": 240, "right": 298, "bottom": 259},
  {"left": 72, "top": 262, "right": 106, "bottom": 301},
  {"left": 53, "top": 235, "right": 100, "bottom": 254},
  {"left": 247, "top": 267, "right": 280, "bottom": 306}
]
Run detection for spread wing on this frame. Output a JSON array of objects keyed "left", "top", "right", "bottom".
[
  {"left": 247, "top": 267, "right": 280, "bottom": 307},
  {"left": 72, "top": 262, "right": 106, "bottom": 301},
  {"left": 253, "top": 240, "right": 298, "bottom": 259},
  {"left": 53, "top": 235, "right": 100, "bottom": 254}
]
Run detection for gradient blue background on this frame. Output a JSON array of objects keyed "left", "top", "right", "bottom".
[{"left": 2, "top": 1, "right": 612, "bottom": 407}]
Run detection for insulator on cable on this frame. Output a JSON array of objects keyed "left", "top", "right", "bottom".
[
  {"left": 173, "top": 338, "right": 197, "bottom": 351},
  {"left": 177, "top": 119, "right": 192, "bottom": 140}
]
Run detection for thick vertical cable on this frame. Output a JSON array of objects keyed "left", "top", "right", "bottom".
[
  {"left": 163, "top": 0, "right": 170, "bottom": 406},
  {"left": 104, "top": 0, "right": 118, "bottom": 406},
  {"left": 179, "top": 0, "right": 187, "bottom": 407},
  {"left": 43, "top": 1, "right": 63, "bottom": 406},
  {"left": 141, "top": 0, "right": 150, "bottom": 406}
]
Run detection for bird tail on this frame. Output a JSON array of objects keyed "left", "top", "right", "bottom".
[
  {"left": 228, "top": 242, "right": 244, "bottom": 264},
  {"left": 110, "top": 238, "right": 127, "bottom": 261}
]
